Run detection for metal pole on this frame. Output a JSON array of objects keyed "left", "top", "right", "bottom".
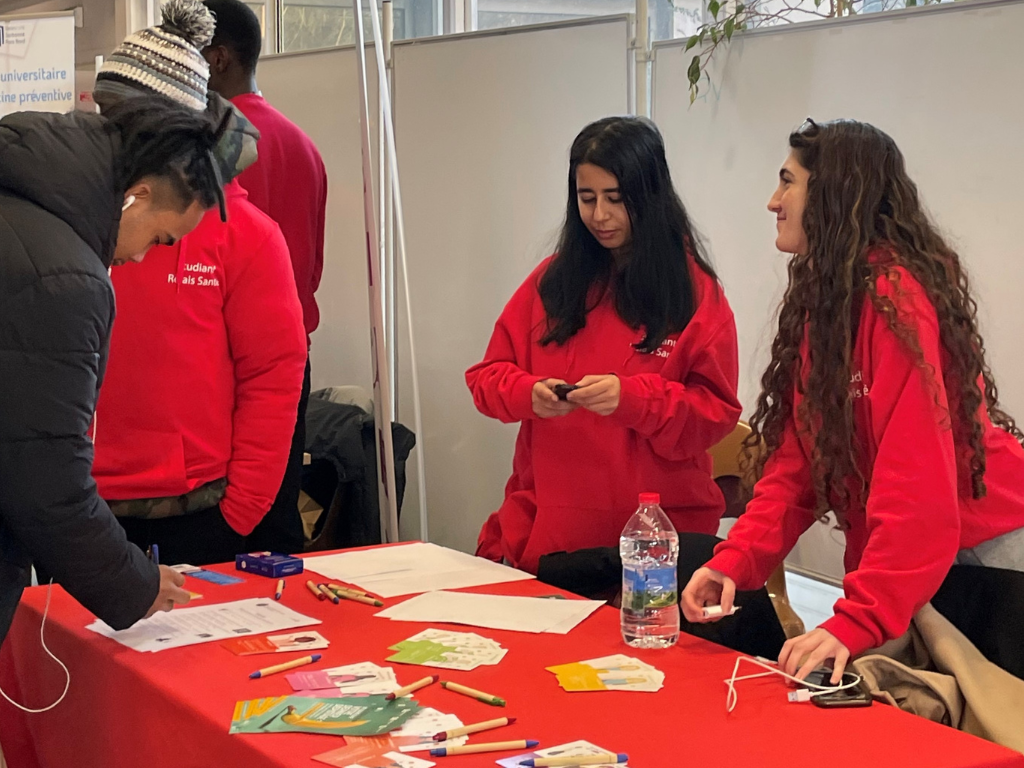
[
  {"left": 94, "top": 55, "right": 103, "bottom": 114},
  {"left": 635, "top": 0, "right": 649, "bottom": 116},
  {"left": 352, "top": 0, "right": 401, "bottom": 543},
  {"left": 367, "top": 0, "right": 429, "bottom": 543},
  {"left": 383, "top": 0, "right": 396, "bottom": 417}
]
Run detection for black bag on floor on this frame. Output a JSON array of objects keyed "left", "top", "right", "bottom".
[
  {"left": 302, "top": 393, "right": 416, "bottom": 551},
  {"left": 931, "top": 564, "right": 1024, "bottom": 680}
]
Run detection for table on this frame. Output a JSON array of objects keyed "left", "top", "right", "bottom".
[{"left": 2, "top": 552, "right": 1022, "bottom": 768}]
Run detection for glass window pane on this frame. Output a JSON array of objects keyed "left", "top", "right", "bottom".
[
  {"left": 476, "top": 0, "right": 633, "bottom": 30},
  {"left": 650, "top": 0, "right": 703, "bottom": 39},
  {"left": 281, "top": 0, "right": 437, "bottom": 53}
]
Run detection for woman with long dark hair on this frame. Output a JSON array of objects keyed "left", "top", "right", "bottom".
[
  {"left": 467, "top": 116, "right": 741, "bottom": 574},
  {"left": 682, "top": 119, "right": 1024, "bottom": 682}
]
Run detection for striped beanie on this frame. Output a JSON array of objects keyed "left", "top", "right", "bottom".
[{"left": 95, "top": 0, "right": 213, "bottom": 111}]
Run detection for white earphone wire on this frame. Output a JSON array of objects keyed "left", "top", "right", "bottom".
[
  {"left": 0, "top": 580, "right": 71, "bottom": 713},
  {"left": 724, "top": 655, "right": 861, "bottom": 713}
]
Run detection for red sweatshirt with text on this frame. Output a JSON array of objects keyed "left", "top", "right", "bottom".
[
  {"left": 92, "top": 182, "right": 307, "bottom": 536},
  {"left": 232, "top": 93, "right": 327, "bottom": 341},
  {"left": 707, "top": 262, "right": 1024, "bottom": 656},
  {"left": 467, "top": 256, "right": 742, "bottom": 574}
]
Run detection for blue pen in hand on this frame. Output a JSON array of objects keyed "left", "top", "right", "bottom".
[{"left": 148, "top": 544, "right": 159, "bottom": 566}]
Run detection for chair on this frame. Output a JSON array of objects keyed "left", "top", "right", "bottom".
[{"left": 709, "top": 422, "right": 806, "bottom": 639}]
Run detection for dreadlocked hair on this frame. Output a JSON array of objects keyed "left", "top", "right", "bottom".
[
  {"left": 746, "top": 119, "right": 1022, "bottom": 526},
  {"left": 102, "top": 94, "right": 222, "bottom": 211}
]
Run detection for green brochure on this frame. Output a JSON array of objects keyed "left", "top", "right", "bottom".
[{"left": 230, "top": 695, "right": 419, "bottom": 737}]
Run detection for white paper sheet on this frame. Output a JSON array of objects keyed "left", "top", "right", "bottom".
[
  {"left": 86, "top": 598, "right": 320, "bottom": 652},
  {"left": 303, "top": 543, "right": 535, "bottom": 598},
  {"left": 375, "top": 591, "right": 604, "bottom": 634}
]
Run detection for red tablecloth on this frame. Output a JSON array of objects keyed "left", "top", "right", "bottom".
[{"left": 1, "top": 554, "right": 1022, "bottom": 768}]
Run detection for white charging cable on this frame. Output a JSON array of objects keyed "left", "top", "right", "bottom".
[
  {"left": 0, "top": 580, "right": 71, "bottom": 713},
  {"left": 724, "top": 655, "right": 861, "bottom": 713}
]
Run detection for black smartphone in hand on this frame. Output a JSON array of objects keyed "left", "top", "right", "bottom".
[{"left": 552, "top": 384, "right": 579, "bottom": 401}]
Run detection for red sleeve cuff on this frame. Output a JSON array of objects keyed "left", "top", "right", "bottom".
[
  {"left": 219, "top": 496, "right": 259, "bottom": 537},
  {"left": 705, "top": 548, "right": 756, "bottom": 591},
  {"left": 820, "top": 614, "right": 880, "bottom": 658},
  {"left": 510, "top": 375, "right": 541, "bottom": 422},
  {"left": 609, "top": 374, "right": 646, "bottom": 428}
]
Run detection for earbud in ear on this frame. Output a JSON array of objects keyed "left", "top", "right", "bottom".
[{"left": 121, "top": 195, "right": 137, "bottom": 213}]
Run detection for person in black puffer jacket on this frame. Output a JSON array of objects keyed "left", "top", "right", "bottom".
[{"left": 0, "top": 96, "right": 230, "bottom": 646}]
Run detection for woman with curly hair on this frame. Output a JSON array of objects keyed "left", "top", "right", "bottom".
[{"left": 682, "top": 119, "right": 1024, "bottom": 683}]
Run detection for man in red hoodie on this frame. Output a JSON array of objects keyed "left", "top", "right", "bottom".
[
  {"left": 202, "top": 0, "right": 328, "bottom": 554},
  {"left": 90, "top": 0, "right": 307, "bottom": 566}
]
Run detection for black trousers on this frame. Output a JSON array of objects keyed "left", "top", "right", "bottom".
[
  {"left": 537, "top": 532, "right": 789, "bottom": 660},
  {"left": 246, "top": 357, "right": 311, "bottom": 555},
  {"left": 119, "top": 506, "right": 245, "bottom": 568},
  {"left": 0, "top": 558, "right": 32, "bottom": 646}
]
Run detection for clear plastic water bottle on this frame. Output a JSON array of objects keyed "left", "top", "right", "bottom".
[{"left": 620, "top": 492, "right": 680, "bottom": 649}]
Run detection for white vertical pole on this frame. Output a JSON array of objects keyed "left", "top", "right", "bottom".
[
  {"left": 383, "top": 0, "right": 396, "bottom": 417},
  {"left": 635, "top": 0, "right": 649, "bottom": 117},
  {"left": 367, "top": 0, "right": 429, "bottom": 543},
  {"left": 352, "top": 0, "right": 401, "bottom": 543},
  {"left": 377, "top": 36, "right": 390, "bottom": 412},
  {"left": 93, "top": 55, "right": 103, "bottom": 113}
]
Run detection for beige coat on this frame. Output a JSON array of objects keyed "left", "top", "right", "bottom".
[{"left": 852, "top": 604, "right": 1024, "bottom": 754}]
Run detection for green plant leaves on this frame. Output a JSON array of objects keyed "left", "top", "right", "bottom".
[
  {"left": 685, "top": 33, "right": 699, "bottom": 51},
  {"left": 687, "top": 54, "right": 701, "bottom": 86},
  {"left": 709, "top": 0, "right": 721, "bottom": 19},
  {"left": 725, "top": 17, "right": 735, "bottom": 40}
]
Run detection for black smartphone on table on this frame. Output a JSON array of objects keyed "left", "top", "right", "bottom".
[{"left": 800, "top": 668, "right": 872, "bottom": 709}]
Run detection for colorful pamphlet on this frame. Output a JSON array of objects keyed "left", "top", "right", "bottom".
[
  {"left": 222, "top": 631, "right": 330, "bottom": 655},
  {"left": 229, "top": 695, "right": 419, "bottom": 737},
  {"left": 546, "top": 654, "right": 664, "bottom": 693},
  {"left": 286, "top": 661, "right": 399, "bottom": 695},
  {"left": 387, "top": 629, "right": 506, "bottom": 672},
  {"left": 312, "top": 708, "right": 466, "bottom": 766},
  {"left": 497, "top": 740, "right": 630, "bottom": 768}
]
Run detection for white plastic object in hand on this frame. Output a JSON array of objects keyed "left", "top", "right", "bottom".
[{"left": 702, "top": 604, "right": 741, "bottom": 619}]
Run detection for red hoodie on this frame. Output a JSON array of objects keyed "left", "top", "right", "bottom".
[
  {"left": 467, "top": 256, "right": 742, "bottom": 574},
  {"left": 707, "top": 262, "right": 1024, "bottom": 656},
  {"left": 231, "top": 93, "right": 327, "bottom": 341},
  {"left": 92, "top": 182, "right": 307, "bottom": 536}
]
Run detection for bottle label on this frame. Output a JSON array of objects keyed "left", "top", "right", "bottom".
[{"left": 622, "top": 565, "right": 678, "bottom": 612}]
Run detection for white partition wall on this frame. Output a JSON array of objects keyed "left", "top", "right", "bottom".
[
  {"left": 258, "top": 46, "right": 381, "bottom": 394},
  {"left": 652, "top": 0, "right": 1024, "bottom": 579},
  {"left": 393, "top": 17, "right": 632, "bottom": 549}
]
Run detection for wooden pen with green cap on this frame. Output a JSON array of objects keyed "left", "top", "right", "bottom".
[{"left": 441, "top": 680, "right": 506, "bottom": 706}]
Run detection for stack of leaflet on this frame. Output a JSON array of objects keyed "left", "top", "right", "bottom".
[
  {"left": 498, "top": 741, "right": 631, "bottom": 768},
  {"left": 547, "top": 654, "right": 665, "bottom": 693},
  {"left": 303, "top": 543, "right": 534, "bottom": 598},
  {"left": 312, "top": 708, "right": 469, "bottom": 766},
  {"left": 229, "top": 695, "right": 419, "bottom": 737},
  {"left": 376, "top": 591, "right": 603, "bottom": 635},
  {"left": 86, "top": 598, "right": 319, "bottom": 652},
  {"left": 286, "top": 661, "right": 400, "bottom": 697},
  {"left": 387, "top": 629, "right": 507, "bottom": 671}
]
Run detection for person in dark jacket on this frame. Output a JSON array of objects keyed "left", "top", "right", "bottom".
[{"left": 0, "top": 96, "right": 229, "bottom": 645}]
